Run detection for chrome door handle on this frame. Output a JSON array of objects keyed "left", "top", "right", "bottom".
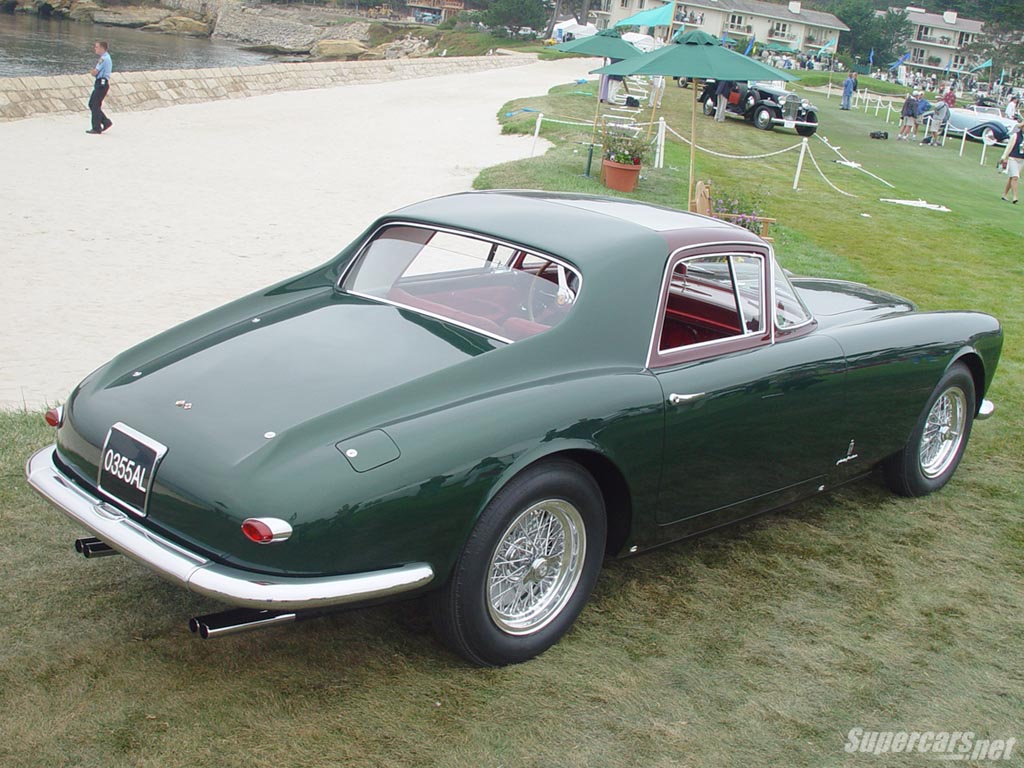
[{"left": 669, "top": 392, "right": 705, "bottom": 405}]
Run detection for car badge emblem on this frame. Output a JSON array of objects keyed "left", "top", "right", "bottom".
[
  {"left": 174, "top": 400, "right": 193, "bottom": 410},
  {"left": 835, "top": 439, "right": 859, "bottom": 466}
]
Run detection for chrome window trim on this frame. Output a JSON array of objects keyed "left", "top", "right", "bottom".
[
  {"left": 770, "top": 257, "right": 815, "bottom": 333},
  {"left": 336, "top": 221, "right": 583, "bottom": 344},
  {"left": 647, "top": 241, "right": 772, "bottom": 369}
]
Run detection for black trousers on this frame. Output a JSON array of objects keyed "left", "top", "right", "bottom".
[{"left": 89, "top": 79, "right": 110, "bottom": 131}]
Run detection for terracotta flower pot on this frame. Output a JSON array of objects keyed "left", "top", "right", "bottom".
[{"left": 602, "top": 159, "right": 641, "bottom": 193}]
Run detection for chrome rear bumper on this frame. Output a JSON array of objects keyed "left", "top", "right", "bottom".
[{"left": 25, "top": 446, "right": 434, "bottom": 611}]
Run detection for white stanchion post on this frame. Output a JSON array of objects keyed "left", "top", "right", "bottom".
[
  {"left": 864, "top": 90, "right": 870, "bottom": 112},
  {"left": 531, "top": 112, "right": 543, "bottom": 157},
  {"left": 942, "top": 120, "right": 950, "bottom": 146},
  {"left": 793, "top": 138, "right": 808, "bottom": 190},
  {"left": 959, "top": 125, "right": 968, "bottom": 157},
  {"left": 980, "top": 142, "right": 987, "bottom": 166},
  {"left": 874, "top": 97, "right": 882, "bottom": 116},
  {"left": 657, "top": 117, "right": 666, "bottom": 169},
  {"left": 826, "top": 81, "right": 832, "bottom": 100}
]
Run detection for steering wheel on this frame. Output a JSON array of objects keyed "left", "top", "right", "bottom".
[{"left": 526, "top": 260, "right": 555, "bottom": 322}]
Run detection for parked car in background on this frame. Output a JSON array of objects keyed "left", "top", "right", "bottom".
[
  {"left": 27, "top": 192, "right": 1001, "bottom": 666},
  {"left": 945, "top": 104, "right": 1017, "bottom": 144},
  {"left": 700, "top": 79, "right": 819, "bottom": 135}
]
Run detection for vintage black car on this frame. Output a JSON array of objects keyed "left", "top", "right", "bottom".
[{"left": 700, "top": 79, "right": 819, "bottom": 136}]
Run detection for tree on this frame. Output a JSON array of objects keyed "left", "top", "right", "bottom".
[
  {"left": 483, "top": 0, "right": 547, "bottom": 36},
  {"left": 871, "top": 9, "right": 912, "bottom": 66},
  {"left": 824, "top": 0, "right": 911, "bottom": 66},
  {"left": 965, "top": 20, "right": 1024, "bottom": 84}
]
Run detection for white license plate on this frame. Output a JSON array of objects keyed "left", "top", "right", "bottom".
[
  {"left": 784, "top": 120, "right": 796, "bottom": 129},
  {"left": 98, "top": 423, "right": 168, "bottom": 516}
]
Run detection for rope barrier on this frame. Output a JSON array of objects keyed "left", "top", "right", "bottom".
[
  {"left": 814, "top": 134, "right": 896, "bottom": 188},
  {"left": 663, "top": 124, "right": 803, "bottom": 159},
  {"left": 805, "top": 146, "right": 857, "bottom": 198}
]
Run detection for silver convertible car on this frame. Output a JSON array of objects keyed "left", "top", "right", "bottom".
[{"left": 945, "top": 104, "right": 1017, "bottom": 144}]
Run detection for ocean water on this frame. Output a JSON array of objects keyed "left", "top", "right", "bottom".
[{"left": 0, "top": 12, "right": 273, "bottom": 78}]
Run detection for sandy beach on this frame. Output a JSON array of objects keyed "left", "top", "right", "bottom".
[{"left": 0, "top": 57, "right": 594, "bottom": 410}]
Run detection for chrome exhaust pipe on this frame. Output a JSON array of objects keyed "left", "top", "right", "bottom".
[
  {"left": 188, "top": 608, "right": 300, "bottom": 639},
  {"left": 74, "top": 537, "right": 118, "bottom": 558}
]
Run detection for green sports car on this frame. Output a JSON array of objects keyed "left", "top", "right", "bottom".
[{"left": 27, "top": 191, "right": 1002, "bottom": 666}]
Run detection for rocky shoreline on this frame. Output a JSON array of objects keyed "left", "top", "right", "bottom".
[{"left": 6, "top": 0, "right": 437, "bottom": 59}]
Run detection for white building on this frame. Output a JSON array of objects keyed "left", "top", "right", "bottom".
[
  {"left": 879, "top": 7, "right": 984, "bottom": 75},
  {"left": 595, "top": 0, "right": 848, "bottom": 57}
]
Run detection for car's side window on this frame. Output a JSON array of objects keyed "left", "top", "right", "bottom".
[
  {"left": 658, "top": 254, "right": 764, "bottom": 353},
  {"left": 772, "top": 261, "right": 813, "bottom": 329}
]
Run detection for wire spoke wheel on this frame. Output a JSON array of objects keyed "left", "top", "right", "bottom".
[
  {"left": 918, "top": 386, "right": 967, "bottom": 479},
  {"left": 486, "top": 499, "right": 585, "bottom": 636},
  {"left": 884, "top": 363, "right": 976, "bottom": 498}
]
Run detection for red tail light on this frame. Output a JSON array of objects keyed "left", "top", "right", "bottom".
[
  {"left": 241, "top": 518, "right": 292, "bottom": 544},
  {"left": 44, "top": 406, "right": 64, "bottom": 428}
]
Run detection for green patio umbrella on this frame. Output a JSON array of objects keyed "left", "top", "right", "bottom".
[
  {"left": 556, "top": 29, "right": 644, "bottom": 144},
  {"left": 554, "top": 28, "right": 642, "bottom": 60},
  {"left": 593, "top": 30, "right": 798, "bottom": 208}
]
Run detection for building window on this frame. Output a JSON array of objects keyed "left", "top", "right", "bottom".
[
  {"left": 638, "top": 0, "right": 645, "bottom": 8},
  {"left": 958, "top": 32, "right": 972, "bottom": 47},
  {"left": 620, "top": 0, "right": 629, "bottom": 8},
  {"left": 912, "top": 47, "right": 926, "bottom": 64}
]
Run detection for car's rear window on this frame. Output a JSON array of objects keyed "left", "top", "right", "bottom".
[{"left": 342, "top": 225, "right": 581, "bottom": 342}]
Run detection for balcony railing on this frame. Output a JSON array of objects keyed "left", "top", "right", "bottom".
[
  {"left": 725, "top": 22, "right": 752, "bottom": 34},
  {"left": 767, "top": 30, "right": 797, "bottom": 41}
]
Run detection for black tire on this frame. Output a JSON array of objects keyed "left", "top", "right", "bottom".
[
  {"left": 677, "top": 77, "right": 689, "bottom": 89},
  {"left": 796, "top": 113, "right": 818, "bottom": 136},
  {"left": 883, "top": 363, "right": 976, "bottom": 497},
  {"left": 430, "top": 459, "right": 606, "bottom": 666},
  {"left": 754, "top": 106, "right": 775, "bottom": 131},
  {"left": 702, "top": 98, "right": 715, "bottom": 116}
]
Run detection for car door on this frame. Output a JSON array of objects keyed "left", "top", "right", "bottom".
[{"left": 650, "top": 248, "right": 847, "bottom": 533}]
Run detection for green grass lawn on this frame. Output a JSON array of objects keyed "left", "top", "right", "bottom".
[{"left": 1, "top": 77, "right": 1022, "bottom": 767}]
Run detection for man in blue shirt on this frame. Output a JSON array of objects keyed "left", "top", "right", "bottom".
[
  {"left": 841, "top": 73, "right": 856, "bottom": 110},
  {"left": 86, "top": 41, "right": 113, "bottom": 135}
]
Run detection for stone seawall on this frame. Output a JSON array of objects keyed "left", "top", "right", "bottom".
[{"left": 0, "top": 54, "right": 534, "bottom": 121}]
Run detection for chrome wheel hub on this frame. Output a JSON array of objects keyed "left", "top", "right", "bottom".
[
  {"left": 919, "top": 386, "right": 967, "bottom": 479},
  {"left": 486, "top": 499, "right": 585, "bottom": 636}
]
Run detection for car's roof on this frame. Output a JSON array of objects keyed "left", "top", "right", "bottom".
[{"left": 389, "top": 191, "right": 764, "bottom": 266}]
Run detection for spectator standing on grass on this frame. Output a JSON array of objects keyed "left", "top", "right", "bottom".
[
  {"left": 999, "top": 119, "right": 1024, "bottom": 203},
  {"left": 942, "top": 84, "right": 956, "bottom": 109},
  {"left": 86, "top": 41, "right": 112, "bottom": 135},
  {"left": 922, "top": 99, "right": 949, "bottom": 147},
  {"left": 898, "top": 91, "right": 918, "bottom": 140},
  {"left": 913, "top": 92, "right": 930, "bottom": 140},
  {"left": 714, "top": 79, "right": 732, "bottom": 122},
  {"left": 841, "top": 73, "right": 856, "bottom": 110}
]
